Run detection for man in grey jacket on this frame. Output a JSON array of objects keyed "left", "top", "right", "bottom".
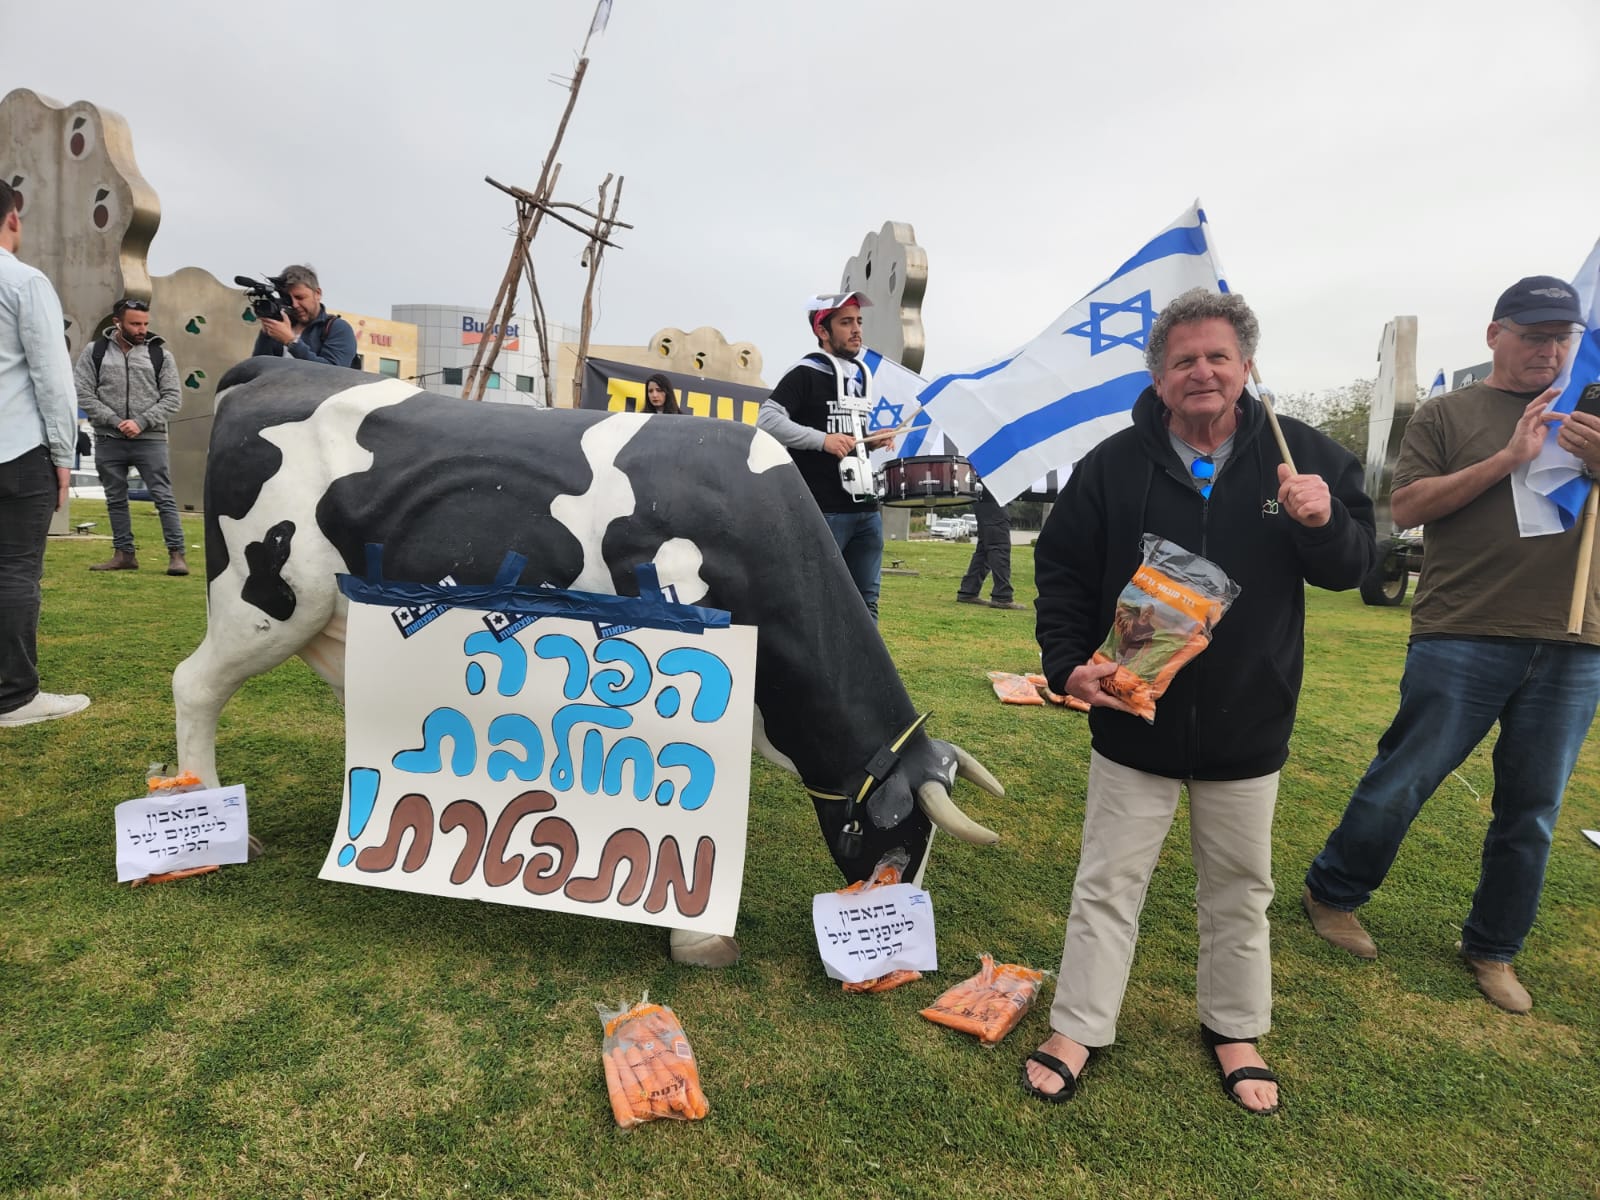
[{"left": 75, "top": 298, "right": 188, "bottom": 575}]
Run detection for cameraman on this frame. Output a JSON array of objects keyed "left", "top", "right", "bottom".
[{"left": 250, "top": 264, "right": 357, "bottom": 367}]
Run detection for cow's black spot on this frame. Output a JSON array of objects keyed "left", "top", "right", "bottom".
[
  {"left": 205, "top": 358, "right": 331, "bottom": 585},
  {"left": 316, "top": 391, "right": 595, "bottom": 586},
  {"left": 241, "top": 520, "right": 296, "bottom": 620}
]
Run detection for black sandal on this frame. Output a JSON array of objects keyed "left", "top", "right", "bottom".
[
  {"left": 1200, "top": 1024, "right": 1280, "bottom": 1116},
  {"left": 1021, "top": 1048, "right": 1088, "bottom": 1104}
]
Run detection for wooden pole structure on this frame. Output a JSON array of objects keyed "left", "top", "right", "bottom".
[
  {"left": 462, "top": 57, "right": 589, "bottom": 401},
  {"left": 1568, "top": 481, "right": 1599, "bottom": 633},
  {"left": 1250, "top": 364, "right": 1297, "bottom": 474},
  {"left": 571, "top": 174, "right": 624, "bottom": 409}
]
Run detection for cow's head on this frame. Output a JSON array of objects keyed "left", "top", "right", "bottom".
[{"left": 806, "top": 713, "right": 1004, "bottom": 886}]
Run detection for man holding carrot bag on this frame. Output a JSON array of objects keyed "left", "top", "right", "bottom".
[{"left": 1025, "top": 289, "right": 1377, "bottom": 1114}]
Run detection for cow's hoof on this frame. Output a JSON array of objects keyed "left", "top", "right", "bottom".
[{"left": 669, "top": 929, "right": 740, "bottom": 968}]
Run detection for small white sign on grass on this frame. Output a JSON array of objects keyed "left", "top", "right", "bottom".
[
  {"left": 114, "top": 785, "right": 250, "bottom": 882},
  {"left": 812, "top": 882, "right": 938, "bottom": 983}
]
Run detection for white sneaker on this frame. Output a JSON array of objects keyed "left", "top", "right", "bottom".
[{"left": 0, "top": 692, "right": 91, "bottom": 727}]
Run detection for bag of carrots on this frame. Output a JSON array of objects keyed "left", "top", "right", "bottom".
[
  {"left": 598, "top": 994, "right": 709, "bottom": 1128},
  {"left": 1094, "top": 534, "right": 1241, "bottom": 723},
  {"left": 987, "top": 670, "right": 1046, "bottom": 706},
  {"left": 920, "top": 954, "right": 1047, "bottom": 1045},
  {"left": 837, "top": 850, "right": 922, "bottom": 993}
]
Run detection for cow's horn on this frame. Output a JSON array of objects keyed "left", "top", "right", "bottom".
[
  {"left": 952, "top": 744, "right": 1005, "bottom": 798},
  {"left": 916, "top": 781, "right": 999, "bottom": 845}
]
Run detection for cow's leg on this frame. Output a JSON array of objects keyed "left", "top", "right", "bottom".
[
  {"left": 174, "top": 578, "right": 339, "bottom": 788},
  {"left": 669, "top": 928, "right": 741, "bottom": 967}
]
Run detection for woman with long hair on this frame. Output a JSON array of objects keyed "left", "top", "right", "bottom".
[{"left": 643, "top": 373, "right": 681, "bottom": 414}]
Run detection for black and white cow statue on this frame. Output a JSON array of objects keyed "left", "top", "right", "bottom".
[{"left": 174, "top": 359, "right": 1005, "bottom": 965}]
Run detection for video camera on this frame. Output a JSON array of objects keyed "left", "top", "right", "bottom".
[{"left": 234, "top": 274, "right": 294, "bottom": 323}]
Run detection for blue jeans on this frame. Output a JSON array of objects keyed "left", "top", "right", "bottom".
[
  {"left": 94, "top": 434, "right": 185, "bottom": 553},
  {"left": 1306, "top": 638, "right": 1600, "bottom": 961},
  {"left": 823, "top": 510, "right": 883, "bottom": 622}
]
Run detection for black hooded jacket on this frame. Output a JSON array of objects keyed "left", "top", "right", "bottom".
[{"left": 1035, "top": 386, "right": 1378, "bottom": 781}]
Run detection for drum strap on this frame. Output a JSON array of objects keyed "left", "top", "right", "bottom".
[{"left": 816, "top": 351, "right": 875, "bottom": 425}]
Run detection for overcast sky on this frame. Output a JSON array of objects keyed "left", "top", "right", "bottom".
[{"left": 7, "top": 0, "right": 1598, "bottom": 396}]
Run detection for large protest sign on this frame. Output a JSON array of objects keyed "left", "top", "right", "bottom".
[
  {"left": 581, "top": 356, "right": 769, "bottom": 424},
  {"left": 320, "top": 562, "right": 756, "bottom": 937},
  {"left": 115, "top": 785, "right": 250, "bottom": 882}
]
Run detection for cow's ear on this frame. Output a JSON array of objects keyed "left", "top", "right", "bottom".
[{"left": 865, "top": 772, "right": 914, "bottom": 831}]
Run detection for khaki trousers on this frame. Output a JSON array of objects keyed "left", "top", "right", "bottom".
[{"left": 1048, "top": 750, "right": 1278, "bottom": 1045}]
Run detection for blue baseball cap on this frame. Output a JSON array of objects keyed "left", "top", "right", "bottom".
[{"left": 1493, "top": 276, "right": 1582, "bottom": 326}]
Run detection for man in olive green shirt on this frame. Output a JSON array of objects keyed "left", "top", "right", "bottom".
[{"left": 1304, "top": 275, "right": 1599, "bottom": 1013}]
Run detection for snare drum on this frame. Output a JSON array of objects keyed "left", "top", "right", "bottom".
[{"left": 881, "top": 455, "right": 978, "bottom": 508}]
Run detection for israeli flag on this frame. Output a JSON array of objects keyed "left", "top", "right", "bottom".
[
  {"left": 1427, "top": 369, "right": 1446, "bottom": 398},
  {"left": 1515, "top": 236, "right": 1600, "bottom": 537},
  {"left": 918, "top": 200, "right": 1229, "bottom": 505},
  {"left": 857, "top": 349, "right": 951, "bottom": 468}
]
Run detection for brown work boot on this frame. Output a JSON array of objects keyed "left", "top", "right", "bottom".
[
  {"left": 166, "top": 550, "right": 190, "bottom": 576},
  {"left": 1459, "top": 947, "right": 1532, "bottom": 1014},
  {"left": 1302, "top": 886, "right": 1378, "bottom": 959},
  {"left": 89, "top": 549, "right": 139, "bottom": 571}
]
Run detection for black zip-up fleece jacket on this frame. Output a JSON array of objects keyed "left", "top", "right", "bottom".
[{"left": 1036, "top": 386, "right": 1378, "bottom": 781}]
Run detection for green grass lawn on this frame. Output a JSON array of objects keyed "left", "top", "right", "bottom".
[{"left": 4, "top": 502, "right": 1599, "bottom": 1199}]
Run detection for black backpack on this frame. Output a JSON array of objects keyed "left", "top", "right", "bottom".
[{"left": 92, "top": 335, "right": 165, "bottom": 384}]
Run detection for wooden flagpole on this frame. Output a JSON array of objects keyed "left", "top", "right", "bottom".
[
  {"left": 1250, "top": 364, "right": 1297, "bottom": 474},
  {"left": 1567, "top": 481, "right": 1599, "bottom": 633}
]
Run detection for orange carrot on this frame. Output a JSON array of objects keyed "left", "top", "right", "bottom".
[
  {"left": 1150, "top": 630, "right": 1211, "bottom": 698},
  {"left": 921, "top": 955, "right": 1046, "bottom": 1045},
  {"left": 602, "top": 1047, "right": 639, "bottom": 1127},
  {"left": 599, "top": 1000, "right": 708, "bottom": 1126}
]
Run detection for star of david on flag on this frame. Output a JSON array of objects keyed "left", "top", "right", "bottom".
[
  {"left": 1065, "top": 290, "right": 1157, "bottom": 355},
  {"left": 917, "top": 200, "right": 1231, "bottom": 505},
  {"left": 867, "top": 394, "right": 905, "bottom": 432}
]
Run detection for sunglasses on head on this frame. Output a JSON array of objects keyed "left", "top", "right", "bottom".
[
  {"left": 113, "top": 299, "right": 149, "bottom": 313},
  {"left": 1191, "top": 456, "right": 1215, "bottom": 499}
]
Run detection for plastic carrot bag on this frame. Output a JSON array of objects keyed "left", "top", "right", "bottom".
[
  {"left": 920, "top": 954, "right": 1047, "bottom": 1045},
  {"left": 1093, "top": 534, "right": 1240, "bottom": 723},
  {"left": 988, "top": 670, "right": 1046, "bottom": 706},
  {"left": 598, "top": 993, "right": 709, "bottom": 1129},
  {"left": 837, "top": 850, "right": 922, "bottom": 994}
]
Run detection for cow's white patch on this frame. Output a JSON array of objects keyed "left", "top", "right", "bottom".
[
  {"left": 747, "top": 427, "right": 790, "bottom": 474},
  {"left": 216, "top": 377, "right": 418, "bottom": 651},
  {"left": 550, "top": 414, "right": 648, "bottom": 592},
  {"left": 651, "top": 538, "right": 708, "bottom": 605}
]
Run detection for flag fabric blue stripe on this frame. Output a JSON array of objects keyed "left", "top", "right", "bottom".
[
  {"left": 1548, "top": 473, "right": 1591, "bottom": 527},
  {"left": 967, "top": 370, "right": 1150, "bottom": 478},
  {"left": 900, "top": 409, "right": 933, "bottom": 457},
  {"left": 1544, "top": 329, "right": 1600, "bottom": 526},
  {"left": 1098, "top": 221, "right": 1210, "bottom": 291},
  {"left": 920, "top": 356, "right": 1016, "bottom": 406}
]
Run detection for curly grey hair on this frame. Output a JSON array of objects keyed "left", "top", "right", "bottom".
[
  {"left": 1144, "top": 288, "right": 1259, "bottom": 373},
  {"left": 278, "top": 264, "right": 321, "bottom": 292}
]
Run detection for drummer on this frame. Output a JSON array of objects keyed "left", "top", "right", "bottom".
[{"left": 757, "top": 292, "right": 895, "bottom": 621}]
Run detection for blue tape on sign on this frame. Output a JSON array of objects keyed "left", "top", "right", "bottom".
[{"left": 337, "top": 545, "right": 731, "bottom": 634}]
